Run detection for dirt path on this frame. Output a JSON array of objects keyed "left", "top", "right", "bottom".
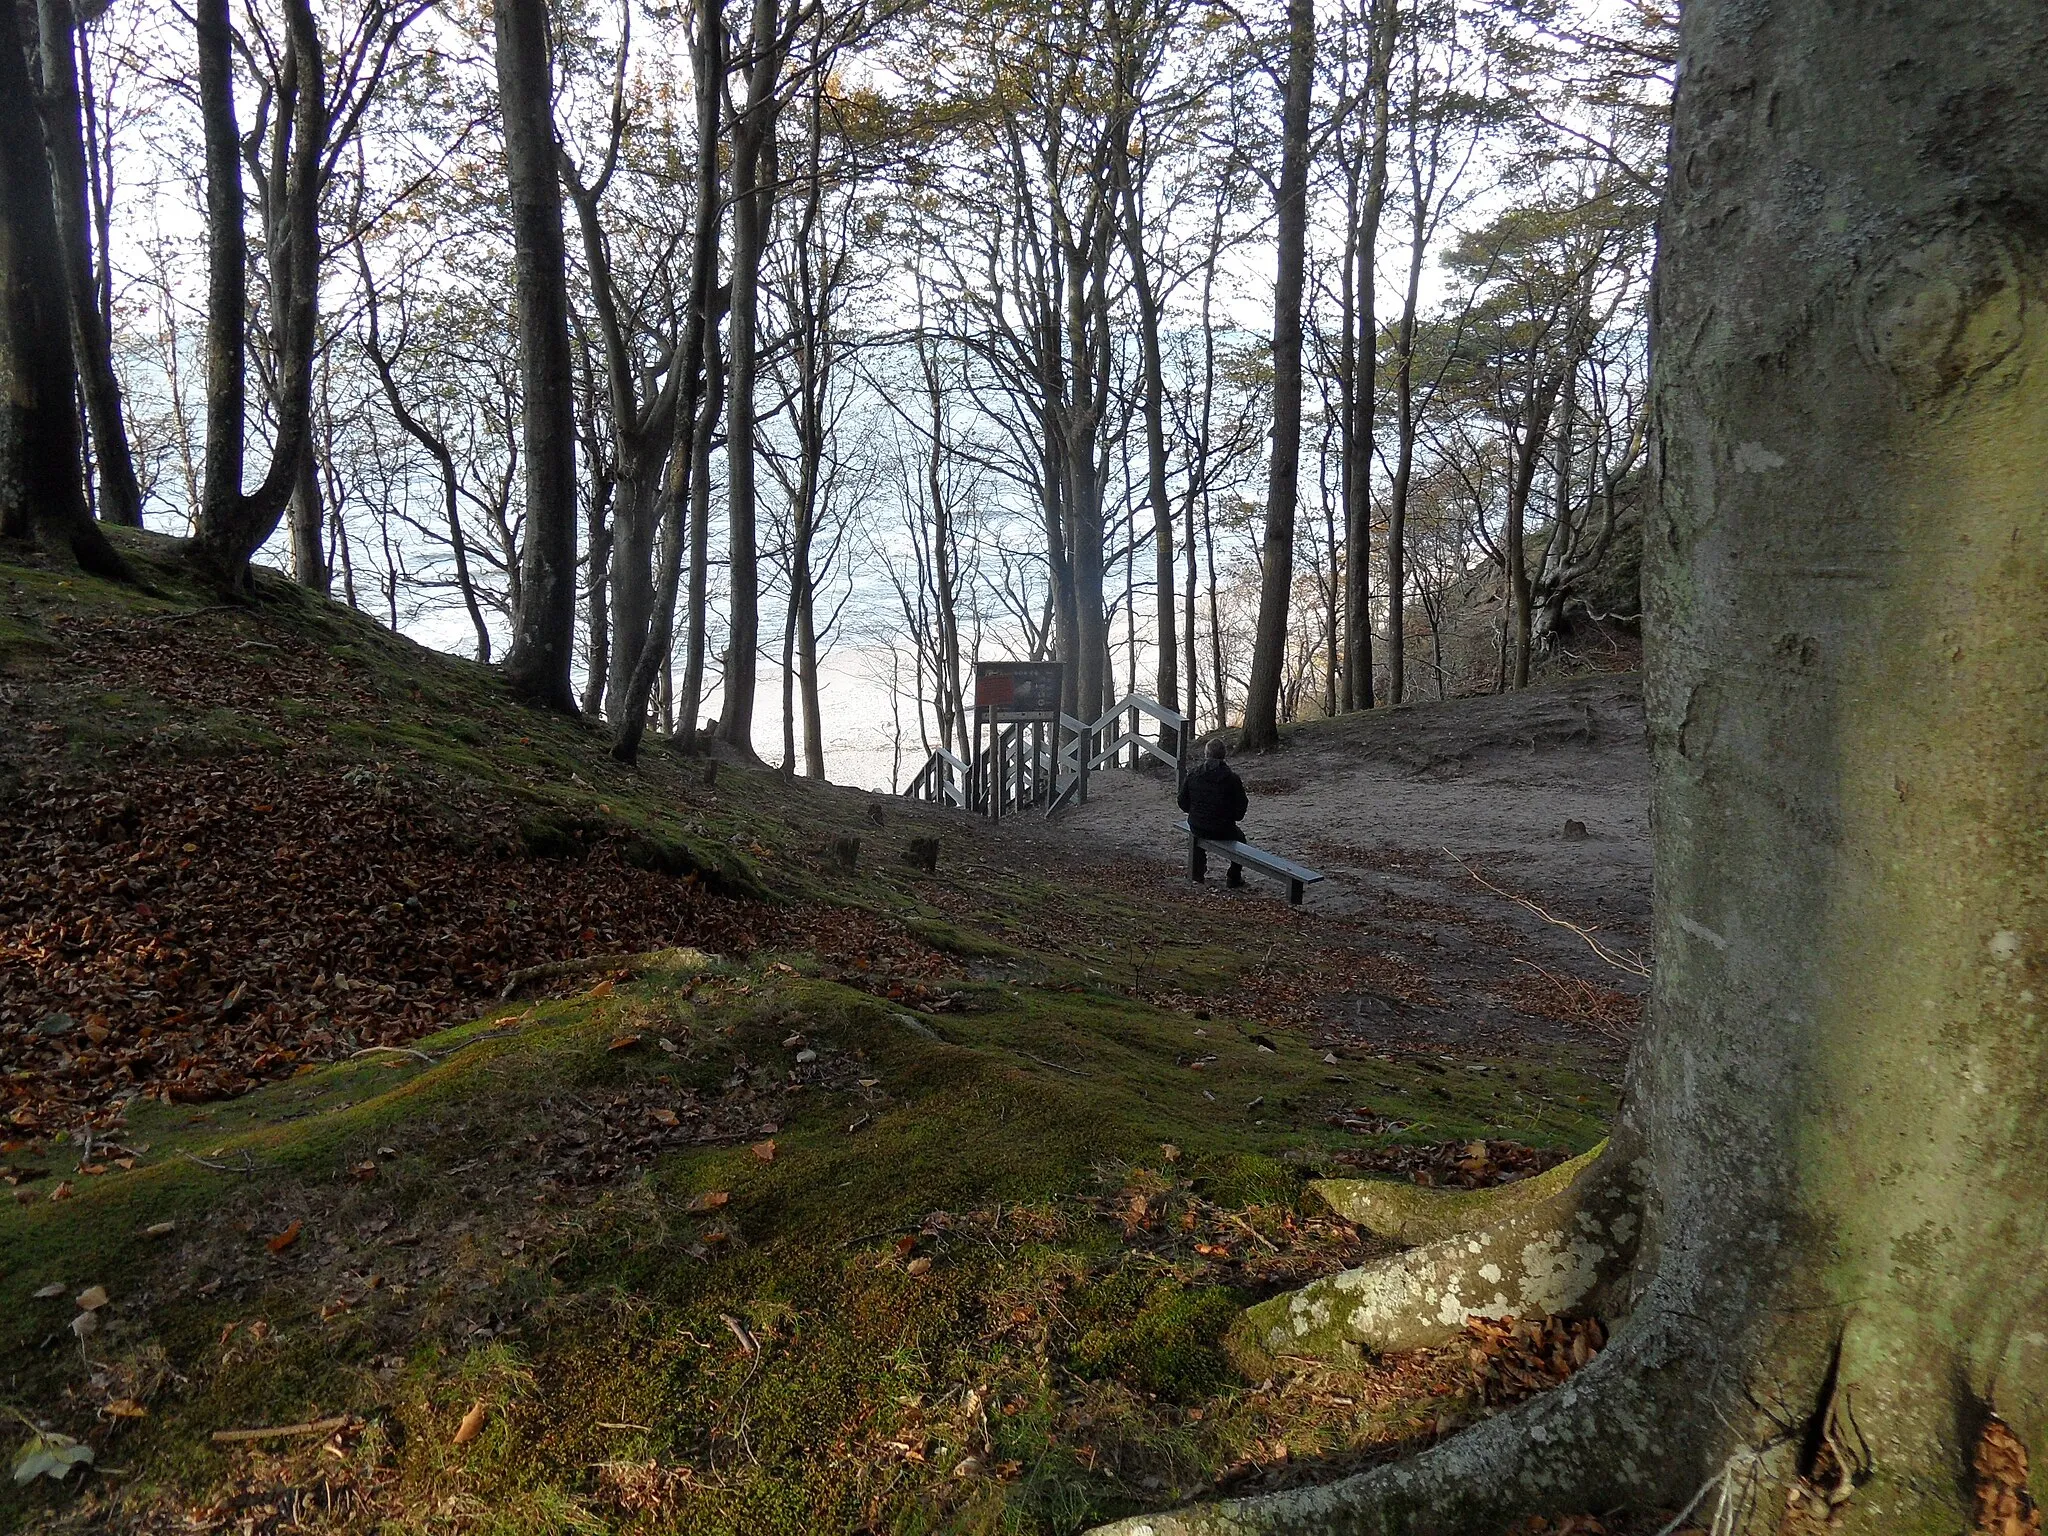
[{"left": 1036, "top": 673, "right": 1651, "bottom": 1078}]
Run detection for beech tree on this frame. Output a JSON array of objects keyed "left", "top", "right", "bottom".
[
  {"left": 713, "top": 0, "right": 788, "bottom": 756},
  {"left": 1330, "top": 0, "right": 1397, "bottom": 714},
  {"left": 187, "top": 0, "right": 325, "bottom": 590},
  {"left": 1089, "top": 0, "right": 2048, "bottom": 1530},
  {"left": 492, "top": 0, "right": 580, "bottom": 712},
  {"left": 0, "top": 0, "right": 128, "bottom": 578},
  {"left": 238, "top": 0, "right": 431, "bottom": 593},
  {"left": 1237, "top": 0, "right": 1314, "bottom": 751},
  {"left": 611, "top": 0, "right": 723, "bottom": 766},
  {"left": 34, "top": 0, "right": 144, "bottom": 530},
  {"left": 556, "top": 4, "right": 683, "bottom": 722},
  {"left": 1106, "top": 0, "right": 1182, "bottom": 742}
]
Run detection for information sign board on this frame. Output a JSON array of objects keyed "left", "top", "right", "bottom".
[{"left": 973, "top": 660, "right": 1063, "bottom": 719}]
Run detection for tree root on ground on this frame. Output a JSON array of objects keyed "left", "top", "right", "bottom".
[
  {"left": 1085, "top": 1324, "right": 1689, "bottom": 1535},
  {"left": 497, "top": 945, "right": 719, "bottom": 999},
  {"left": 1308, "top": 1144, "right": 1609, "bottom": 1247},
  {"left": 1233, "top": 1145, "right": 1642, "bottom": 1365}
]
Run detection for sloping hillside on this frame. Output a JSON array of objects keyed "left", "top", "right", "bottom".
[{"left": 0, "top": 533, "right": 1628, "bottom": 1535}]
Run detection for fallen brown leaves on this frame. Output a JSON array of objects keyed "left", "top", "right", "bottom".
[
  {"left": 525, "top": 1092, "right": 761, "bottom": 1192},
  {"left": 1460, "top": 1314, "right": 1605, "bottom": 1409},
  {"left": 1487, "top": 962, "right": 1642, "bottom": 1042},
  {"left": 0, "top": 608, "right": 954, "bottom": 1131},
  {"left": 452, "top": 1402, "right": 487, "bottom": 1446},
  {"left": 1976, "top": 1417, "right": 2042, "bottom": 1536},
  {"left": 1189, "top": 1308, "right": 1607, "bottom": 1505},
  {"left": 1328, "top": 1137, "right": 1573, "bottom": 1189},
  {"left": 0, "top": 752, "right": 769, "bottom": 1128}
]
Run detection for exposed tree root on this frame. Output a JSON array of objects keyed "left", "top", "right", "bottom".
[
  {"left": 497, "top": 945, "right": 718, "bottom": 999},
  {"left": 1234, "top": 1147, "right": 1642, "bottom": 1364},
  {"left": 1309, "top": 1144, "right": 1609, "bottom": 1247},
  {"left": 1086, "top": 1322, "right": 1692, "bottom": 1535}
]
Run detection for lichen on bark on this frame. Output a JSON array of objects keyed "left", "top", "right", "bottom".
[{"left": 1235, "top": 1145, "right": 1639, "bottom": 1365}]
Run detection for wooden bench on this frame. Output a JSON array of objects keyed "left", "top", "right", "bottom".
[{"left": 1176, "top": 819, "right": 1325, "bottom": 906}]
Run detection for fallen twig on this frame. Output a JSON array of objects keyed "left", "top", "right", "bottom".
[
  {"left": 1222, "top": 1211, "right": 1281, "bottom": 1253},
  {"left": 178, "top": 1149, "right": 263, "bottom": 1175},
  {"left": 498, "top": 954, "right": 639, "bottom": 1000},
  {"left": 1509, "top": 958, "right": 1637, "bottom": 1045},
  {"left": 719, "top": 1313, "right": 759, "bottom": 1355},
  {"left": 497, "top": 946, "right": 719, "bottom": 1000},
  {"left": 210, "top": 1415, "right": 350, "bottom": 1445},
  {"left": 347, "top": 1022, "right": 527, "bottom": 1068},
  {"left": 1442, "top": 848, "right": 1650, "bottom": 978},
  {"left": 1018, "top": 1050, "right": 1089, "bottom": 1077}
]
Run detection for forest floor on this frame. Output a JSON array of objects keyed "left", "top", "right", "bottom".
[
  {"left": 0, "top": 532, "right": 1670, "bottom": 1536},
  {"left": 1047, "top": 670, "right": 1650, "bottom": 1072}
]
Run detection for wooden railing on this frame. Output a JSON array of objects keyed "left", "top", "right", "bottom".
[
  {"left": 903, "top": 745, "right": 969, "bottom": 808},
  {"left": 904, "top": 695, "right": 1191, "bottom": 820}
]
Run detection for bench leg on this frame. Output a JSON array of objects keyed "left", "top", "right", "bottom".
[
  {"left": 1288, "top": 879, "right": 1303, "bottom": 906},
  {"left": 1188, "top": 838, "right": 1206, "bottom": 881}
]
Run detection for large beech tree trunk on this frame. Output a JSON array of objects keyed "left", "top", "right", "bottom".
[
  {"left": 714, "top": 0, "right": 781, "bottom": 757},
  {"left": 614, "top": 0, "right": 721, "bottom": 766},
  {"left": 34, "top": 0, "right": 143, "bottom": 529},
  {"left": 1089, "top": 1, "right": 2048, "bottom": 1531},
  {"left": 1239, "top": 0, "right": 1314, "bottom": 752},
  {"left": 0, "top": 0, "right": 126, "bottom": 578},
  {"left": 189, "top": 0, "right": 323, "bottom": 589},
  {"left": 493, "top": 0, "right": 580, "bottom": 712}
]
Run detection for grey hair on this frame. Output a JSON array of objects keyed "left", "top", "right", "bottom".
[{"left": 1205, "top": 737, "right": 1228, "bottom": 760}]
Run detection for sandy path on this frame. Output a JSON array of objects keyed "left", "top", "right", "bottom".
[{"left": 1034, "top": 672, "right": 1651, "bottom": 1075}]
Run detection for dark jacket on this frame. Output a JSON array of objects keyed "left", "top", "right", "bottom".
[{"left": 1179, "top": 757, "right": 1248, "bottom": 841}]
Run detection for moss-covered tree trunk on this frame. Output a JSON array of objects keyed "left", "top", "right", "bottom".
[{"left": 1090, "top": 2, "right": 2048, "bottom": 1531}]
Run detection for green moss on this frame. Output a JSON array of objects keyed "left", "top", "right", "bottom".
[
  {"left": 904, "top": 916, "right": 1026, "bottom": 960},
  {"left": 1069, "top": 1268, "right": 1243, "bottom": 1401},
  {"left": 517, "top": 807, "right": 603, "bottom": 860},
  {"left": 0, "top": 531, "right": 1626, "bottom": 1533},
  {"left": 1188, "top": 1150, "right": 1301, "bottom": 1209}
]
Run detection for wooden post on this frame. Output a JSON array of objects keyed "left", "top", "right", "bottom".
[{"left": 989, "top": 706, "right": 1001, "bottom": 824}]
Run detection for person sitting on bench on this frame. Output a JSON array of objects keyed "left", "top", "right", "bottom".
[{"left": 1179, "top": 737, "right": 1249, "bottom": 887}]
